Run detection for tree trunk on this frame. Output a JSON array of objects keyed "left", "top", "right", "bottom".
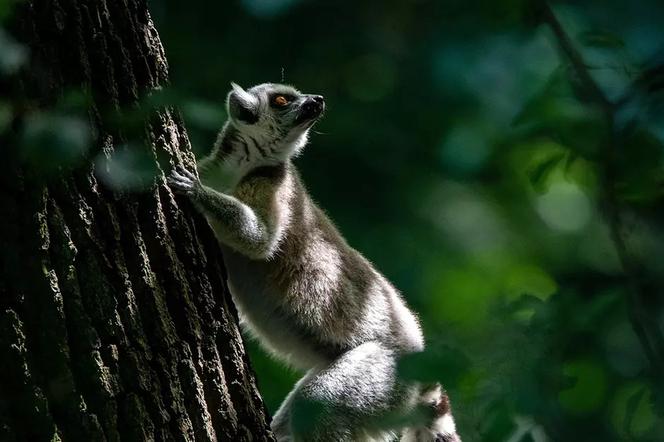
[{"left": 0, "top": 0, "right": 273, "bottom": 440}]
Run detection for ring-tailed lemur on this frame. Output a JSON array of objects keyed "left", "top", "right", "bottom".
[{"left": 168, "top": 82, "right": 461, "bottom": 442}]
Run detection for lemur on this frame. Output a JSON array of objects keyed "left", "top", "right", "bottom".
[{"left": 168, "top": 83, "right": 461, "bottom": 442}]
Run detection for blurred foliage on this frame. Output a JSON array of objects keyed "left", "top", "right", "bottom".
[{"left": 4, "top": 0, "right": 664, "bottom": 440}]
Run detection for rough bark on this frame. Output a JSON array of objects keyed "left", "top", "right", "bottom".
[{"left": 0, "top": 0, "right": 273, "bottom": 440}]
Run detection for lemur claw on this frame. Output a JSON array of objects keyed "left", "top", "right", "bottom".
[{"left": 167, "top": 166, "right": 199, "bottom": 195}]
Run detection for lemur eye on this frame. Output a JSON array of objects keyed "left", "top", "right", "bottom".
[{"left": 273, "top": 95, "right": 289, "bottom": 107}]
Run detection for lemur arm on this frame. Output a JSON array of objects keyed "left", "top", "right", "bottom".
[{"left": 168, "top": 166, "right": 279, "bottom": 259}]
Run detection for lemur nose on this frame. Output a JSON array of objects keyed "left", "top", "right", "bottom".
[{"left": 301, "top": 95, "right": 325, "bottom": 119}]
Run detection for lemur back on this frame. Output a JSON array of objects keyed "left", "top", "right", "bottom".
[{"left": 169, "top": 82, "right": 461, "bottom": 442}]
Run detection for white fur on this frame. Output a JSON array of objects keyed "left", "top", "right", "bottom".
[{"left": 230, "top": 82, "right": 259, "bottom": 109}]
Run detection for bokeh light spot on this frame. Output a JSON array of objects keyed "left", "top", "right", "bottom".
[
  {"left": 431, "top": 183, "right": 506, "bottom": 254},
  {"left": 20, "top": 113, "right": 91, "bottom": 173},
  {"left": 182, "top": 100, "right": 226, "bottom": 130},
  {"left": 535, "top": 181, "right": 591, "bottom": 232},
  {"left": 439, "top": 125, "right": 491, "bottom": 175},
  {"left": 0, "top": 27, "right": 27, "bottom": 74},
  {"left": 95, "top": 146, "right": 158, "bottom": 191}
]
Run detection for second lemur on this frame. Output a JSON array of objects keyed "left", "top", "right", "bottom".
[{"left": 168, "top": 82, "right": 461, "bottom": 442}]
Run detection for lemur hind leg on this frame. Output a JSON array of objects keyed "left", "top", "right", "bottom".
[
  {"left": 270, "top": 341, "right": 460, "bottom": 442},
  {"left": 271, "top": 341, "right": 408, "bottom": 442},
  {"left": 270, "top": 370, "right": 316, "bottom": 442}
]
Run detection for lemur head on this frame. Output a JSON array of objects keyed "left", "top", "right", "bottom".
[{"left": 226, "top": 82, "right": 325, "bottom": 160}]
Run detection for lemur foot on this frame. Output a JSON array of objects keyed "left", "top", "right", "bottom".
[{"left": 167, "top": 165, "right": 200, "bottom": 195}]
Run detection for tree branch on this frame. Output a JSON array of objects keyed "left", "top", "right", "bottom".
[{"left": 534, "top": 0, "right": 664, "bottom": 373}]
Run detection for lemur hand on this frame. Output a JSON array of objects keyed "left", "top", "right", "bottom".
[{"left": 167, "top": 166, "right": 200, "bottom": 195}]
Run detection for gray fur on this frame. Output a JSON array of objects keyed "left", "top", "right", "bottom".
[{"left": 168, "top": 83, "right": 461, "bottom": 441}]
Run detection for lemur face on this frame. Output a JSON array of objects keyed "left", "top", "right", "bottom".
[{"left": 226, "top": 83, "right": 325, "bottom": 157}]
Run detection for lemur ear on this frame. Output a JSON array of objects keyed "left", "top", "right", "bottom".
[{"left": 227, "top": 83, "right": 259, "bottom": 124}]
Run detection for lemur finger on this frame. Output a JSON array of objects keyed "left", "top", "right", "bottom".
[
  {"left": 170, "top": 170, "right": 187, "bottom": 181},
  {"left": 168, "top": 183, "right": 194, "bottom": 194},
  {"left": 170, "top": 172, "right": 196, "bottom": 187},
  {"left": 167, "top": 176, "right": 194, "bottom": 190},
  {"left": 169, "top": 182, "right": 193, "bottom": 191},
  {"left": 166, "top": 175, "right": 185, "bottom": 185},
  {"left": 177, "top": 166, "right": 197, "bottom": 181}
]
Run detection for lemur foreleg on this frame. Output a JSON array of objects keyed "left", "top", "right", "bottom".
[{"left": 168, "top": 166, "right": 273, "bottom": 258}]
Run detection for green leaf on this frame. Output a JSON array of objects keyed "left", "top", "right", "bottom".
[
  {"left": 512, "top": 66, "right": 570, "bottom": 128},
  {"left": 611, "top": 383, "right": 657, "bottom": 438},
  {"left": 528, "top": 151, "right": 565, "bottom": 192},
  {"left": 558, "top": 359, "right": 607, "bottom": 415}
]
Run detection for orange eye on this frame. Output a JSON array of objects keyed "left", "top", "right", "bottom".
[{"left": 274, "top": 95, "right": 289, "bottom": 106}]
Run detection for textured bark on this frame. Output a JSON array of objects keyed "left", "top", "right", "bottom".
[{"left": 0, "top": 0, "right": 273, "bottom": 440}]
